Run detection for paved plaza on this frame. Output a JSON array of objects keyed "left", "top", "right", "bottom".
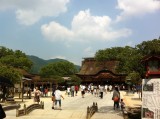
[{"left": 4, "top": 91, "right": 141, "bottom": 119}]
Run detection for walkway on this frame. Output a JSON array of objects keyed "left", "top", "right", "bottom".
[{"left": 4, "top": 91, "right": 140, "bottom": 119}]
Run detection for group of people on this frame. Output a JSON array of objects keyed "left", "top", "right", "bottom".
[
  {"left": 66, "top": 85, "right": 79, "bottom": 97},
  {"left": 40, "top": 86, "right": 49, "bottom": 97},
  {"left": 79, "top": 84, "right": 113, "bottom": 99},
  {"left": 79, "top": 84, "right": 125, "bottom": 110},
  {"left": 33, "top": 86, "right": 64, "bottom": 110},
  {"left": 32, "top": 84, "right": 125, "bottom": 110}
]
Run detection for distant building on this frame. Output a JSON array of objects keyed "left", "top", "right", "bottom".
[{"left": 76, "top": 57, "right": 127, "bottom": 85}]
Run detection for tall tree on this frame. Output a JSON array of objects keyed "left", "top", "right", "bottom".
[
  {"left": 136, "top": 39, "right": 160, "bottom": 55},
  {"left": 40, "top": 61, "right": 78, "bottom": 84},
  {"left": 95, "top": 46, "right": 144, "bottom": 84},
  {"left": 0, "top": 46, "right": 33, "bottom": 83}
]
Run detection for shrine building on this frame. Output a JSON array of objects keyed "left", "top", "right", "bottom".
[{"left": 76, "top": 57, "right": 127, "bottom": 85}]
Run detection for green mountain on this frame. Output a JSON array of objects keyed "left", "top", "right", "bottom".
[{"left": 27, "top": 55, "right": 81, "bottom": 74}]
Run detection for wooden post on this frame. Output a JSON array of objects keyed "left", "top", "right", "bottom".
[
  {"left": 93, "top": 102, "right": 95, "bottom": 106},
  {"left": 87, "top": 106, "right": 90, "bottom": 119},
  {"left": 96, "top": 102, "right": 98, "bottom": 112},
  {"left": 16, "top": 109, "right": 19, "bottom": 117},
  {"left": 42, "top": 101, "right": 44, "bottom": 109},
  {"left": 24, "top": 104, "right": 26, "bottom": 115}
]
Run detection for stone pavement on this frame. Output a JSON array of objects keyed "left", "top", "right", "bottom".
[
  {"left": 4, "top": 90, "right": 141, "bottom": 119},
  {"left": 92, "top": 91, "right": 141, "bottom": 119}
]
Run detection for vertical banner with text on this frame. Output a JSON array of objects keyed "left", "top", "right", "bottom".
[{"left": 142, "top": 78, "right": 160, "bottom": 119}]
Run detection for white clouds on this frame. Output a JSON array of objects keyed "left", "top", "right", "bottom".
[
  {"left": 41, "top": 9, "right": 132, "bottom": 43},
  {"left": 83, "top": 47, "right": 94, "bottom": 57},
  {"left": 50, "top": 56, "right": 66, "bottom": 59},
  {"left": 41, "top": 22, "right": 74, "bottom": 41},
  {"left": 0, "top": 0, "right": 70, "bottom": 25},
  {"left": 116, "top": 0, "right": 160, "bottom": 22}
]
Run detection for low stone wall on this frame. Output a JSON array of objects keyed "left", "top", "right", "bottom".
[
  {"left": 16, "top": 101, "right": 44, "bottom": 117},
  {"left": 3, "top": 104, "right": 20, "bottom": 111}
]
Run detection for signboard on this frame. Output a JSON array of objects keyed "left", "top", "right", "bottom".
[{"left": 142, "top": 78, "right": 160, "bottom": 119}]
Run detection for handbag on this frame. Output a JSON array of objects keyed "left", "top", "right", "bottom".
[
  {"left": 113, "top": 96, "right": 119, "bottom": 102},
  {"left": 52, "top": 96, "right": 55, "bottom": 101}
]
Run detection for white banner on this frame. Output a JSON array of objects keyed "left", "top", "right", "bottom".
[{"left": 142, "top": 78, "right": 160, "bottom": 119}]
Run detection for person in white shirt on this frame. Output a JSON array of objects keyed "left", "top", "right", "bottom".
[
  {"left": 99, "top": 86, "right": 104, "bottom": 99},
  {"left": 104, "top": 85, "right": 108, "bottom": 94},
  {"left": 54, "top": 87, "right": 64, "bottom": 109},
  {"left": 67, "top": 86, "right": 70, "bottom": 97},
  {"left": 109, "top": 85, "right": 112, "bottom": 93}
]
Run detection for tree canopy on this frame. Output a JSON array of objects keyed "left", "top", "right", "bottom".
[
  {"left": 0, "top": 46, "right": 33, "bottom": 83},
  {"left": 95, "top": 38, "right": 160, "bottom": 84},
  {"left": 40, "top": 61, "right": 78, "bottom": 84}
]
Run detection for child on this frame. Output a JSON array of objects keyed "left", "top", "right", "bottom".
[{"left": 120, "top": 99, "right": 125, "bottom": 110}]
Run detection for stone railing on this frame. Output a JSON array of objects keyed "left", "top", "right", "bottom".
[
  {"left": 16, "top": 101, "right": 44, "bottom": 117},
  {"left": 3, "top": 104, "right": 20, "bottom": 111},
  {"left": 86, "top": 102, "right": 98, "bottom": 119}
]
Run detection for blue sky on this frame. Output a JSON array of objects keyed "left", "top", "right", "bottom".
[{"left": 0, "top": 0, "right": 160, "bottom": 65}]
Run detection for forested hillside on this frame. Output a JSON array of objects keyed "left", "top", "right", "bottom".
[{"left": 27, "top": 55, "right": 80, "bottom": 74}]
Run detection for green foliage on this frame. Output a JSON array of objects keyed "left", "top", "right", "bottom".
[
  {"left": 27, "top": 55, "right": 80, "bottom": 74},
  {"left": 0, "top": 63, "right": 22, "bottom": 83},
  {"left": 40, "top": 61, "right": 78, "bottom": 84},
  {"left": 95, "top": 46, "right": 143, "bottom": 74},
  {"left": 42, "top": 75, "right": 65, "bottom": 84},
  {"left": 126, "top": 71, "right": 141, "bottom": 85},
  {"left": 0, "top": 46, "right": 33, "bottom": 83},
  {"left": 0, "top": 47, "right": 32, "bottom": 71},
  {"left": 70, "top": 75, "right": 82, "bottom": 85},
  {"left": 136, "top": 39, "right": 160, "bottom": 55},
  {"left": 95, "top": 39, "right": 160, "bottom": 84}
]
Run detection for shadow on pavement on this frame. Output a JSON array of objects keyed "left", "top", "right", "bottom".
[{"left": 98, "top": 106, "right": 123, "bottom": 117}]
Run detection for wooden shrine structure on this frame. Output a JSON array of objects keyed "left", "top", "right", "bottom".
[
  {"left": 76, "top": 57, "right": 127, "bottom": 85},
  {"left": 141, "top": 55, "right": 160, "bottom": 78}
]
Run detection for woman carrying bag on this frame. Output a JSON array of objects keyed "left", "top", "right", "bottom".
[{"left": 112, "top": 87, "right": 120, "bottom": 110}]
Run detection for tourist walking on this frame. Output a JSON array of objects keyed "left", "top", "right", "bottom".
[
  {"left": 75, "top": 85, "right": 79, "bottom": 96},
  {"left": 54, "top": 86, "right": 64, "bottom": 110},
  {"left": 112, "top": 87, "right": 120, "bottom": 110},
  {"left": 81, "top": 85, "right": 85, "bottom": 98},
  {"left": 109, "top": 85, "right": 112, "bottom": 93},
  {"left": 99, "top": 85, "right": 104, "bottom": 99},
  {"left": 71, "top": 85, "right": 75, "bottom": 97},
  {"left": 44, "top": 87, "right": 48, "bottom": 97},
  {"left": 93, "top": 86, "right": 97, "bottom": 97},
  {"left": 67, "top": 86, "right": 70, "bottom": 97},
  {"left": 33, "top": 87, "right": 41, "bottom": 104},
  {"left": 51, "top": 85, "right": 56, "bottom": 109},
  {"left": 104, "top": 85, "right": 108, "bottom": 94},
  {"left": 91, "top": 85, "right": 94, "bottom": 95}
]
